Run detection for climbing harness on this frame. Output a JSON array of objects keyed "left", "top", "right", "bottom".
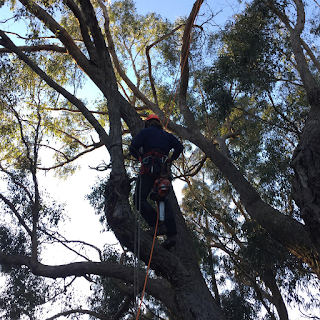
[
  {"left": 140, "top": 150, "right": 168, "bottom": 177},
  {"left": 150, "top": 177, "right": 171, "bottom": 222}
]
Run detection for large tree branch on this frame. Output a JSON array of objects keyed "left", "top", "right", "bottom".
[
  {"left": 166, "top": 109, "right": 320, "bottom": 275},
  {"left": 0, "top": 252, "right": 176, "bottom": 310},
  {"left": 78, "top": 0, "right": 109, "bottom": 69},
  {"left": 300, "top": 37, "right": 320, "bottom": 73},
  {"left": 16, "top": 0, "right": 118, "bottom": 105},
  {"left": 0, "top": 44, "right": 67, "bottom": 54},
  {"left": 0, "top": 30, "right": 111, "bottom": 150},
  {"left": 268, "top": 0, "right": 320, "bottom": 105},
  {"left": 180, "top": 0, "right": 203, "bottom": 104},
  {"left": 46, "top": 309, "right": 108, "bottom": 320},
  {"left": 63, "top": 0, "right": 97, "bottom": 61},
  {"left": 190, "top": 131, "right": 320, "bottom": 272},
  {"left": 44, "top": 106, "right": 108, "bottom": 115},
  {"left": 178, "top": 0, "right": 203, "bottom": 130},
  {"left": 17, "top": 0, "right": 91, "bottom": 73},
  {"left": 75, "top": 0, "right": 124, "bottom": 177}
]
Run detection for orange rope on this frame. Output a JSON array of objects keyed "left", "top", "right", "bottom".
[{"left": 135, "top": 204, "right": 159, "bottom": 320}]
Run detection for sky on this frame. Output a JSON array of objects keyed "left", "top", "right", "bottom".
[
  {"left": 135, "top": 0, "right": 205, "bottom": 21},
  {"left": 133, "top": 0, "right": 243, "bottom": 23}
]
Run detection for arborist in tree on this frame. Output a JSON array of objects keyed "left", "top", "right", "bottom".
[{"left": 129, "top": 114, "right": 184, "bottom": 250}]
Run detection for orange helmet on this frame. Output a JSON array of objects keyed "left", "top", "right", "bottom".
[{"left": 146, "top": 114, "right": 160, "bottom": 122}]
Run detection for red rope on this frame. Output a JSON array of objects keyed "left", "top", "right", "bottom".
[{"left": 135, "top": 204, "right": 159, "bottom": 320}]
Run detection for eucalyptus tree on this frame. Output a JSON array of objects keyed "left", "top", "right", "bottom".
[{"left": 0, "top": 0, "right": 320, "bottom": 319}]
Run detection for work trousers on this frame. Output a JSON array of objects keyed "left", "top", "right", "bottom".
[{"left": 134, "top": 173, "right": 177, "bottom": 235}]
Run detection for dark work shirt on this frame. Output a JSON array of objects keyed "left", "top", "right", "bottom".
[{"left": 129, "top": 125, "right": 183, "bottom": 161}]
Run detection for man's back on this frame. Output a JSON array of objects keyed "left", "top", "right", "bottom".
[{"left": 130, "top": 125, "right": 183, "bottom": 160}]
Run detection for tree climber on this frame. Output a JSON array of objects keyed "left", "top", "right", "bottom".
[{"left": 129, "top": 114, "right": 184, "bottom": 250}]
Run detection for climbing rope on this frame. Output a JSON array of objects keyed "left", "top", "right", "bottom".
[
  {"left": 135, "top": 205, "right": 159, "bottom": 320},
  {"left": 133, "top": 175, "right": 142, "bottom": 314}
]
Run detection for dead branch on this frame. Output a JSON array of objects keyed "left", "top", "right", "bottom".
[{"left": 37, "top": 142, "right": 104, "bottom": 171}]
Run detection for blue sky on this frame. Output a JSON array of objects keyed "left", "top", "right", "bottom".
[
  {"left": 133, "top": 0, "right": 243, "bottom": 25},
  {"left": 1, "top": 1, "right": 243, "bottom": 40},
  {"left": 134, "top": 0, "right": 200, "bottom": 20}
]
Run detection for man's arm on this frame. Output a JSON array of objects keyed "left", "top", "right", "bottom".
[
  {"left": 169, "top": 136, "right": 184, "bottom": 161},
  {"left": 129, "top": 130, "right": 144, "bottom": 160},
  {"left": 129, "top": 144, "right": 141, "bottom": 160}
]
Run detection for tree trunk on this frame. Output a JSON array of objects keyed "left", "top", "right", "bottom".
[
  {"left": 279, "top": 0, "right": 320, "bottom": 269},
  {"left": 291, "top": 105, "right": 320, "bottom": 257},
  {"left": 104, "top": 173, "right": 226, "bottom": 320}
]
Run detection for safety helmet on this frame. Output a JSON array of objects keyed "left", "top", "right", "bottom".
[{"left": 146, "top": 114, "right": 160, "bottom": 122}]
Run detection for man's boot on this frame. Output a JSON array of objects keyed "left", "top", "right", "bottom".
[
  {"left": 147, "top": 221, "right": 168, "bottom": 236},
  {"left": 162, "top": 234, "right": 177, "bottom": 250}
]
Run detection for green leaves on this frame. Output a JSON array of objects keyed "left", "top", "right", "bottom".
[
  {"left": 108, "top": 0, "right": 183, "bottom": 108},
  {"left": 0, "top": 265, "right": 48, "bottom": 319},
  {"left": 217, "top": 1, "right": 281, "bottom": 92},
  {"left": 0, "top": 226, "right": 28, "bottom": 255}
]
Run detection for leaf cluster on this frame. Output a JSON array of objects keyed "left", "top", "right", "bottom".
[{"left": 0, "top": 266, "right": 48, "bottom": 319}]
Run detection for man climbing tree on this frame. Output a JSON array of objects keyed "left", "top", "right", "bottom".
[{"left": 129, "top": 114, "right": 183, "bottom": 250}]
